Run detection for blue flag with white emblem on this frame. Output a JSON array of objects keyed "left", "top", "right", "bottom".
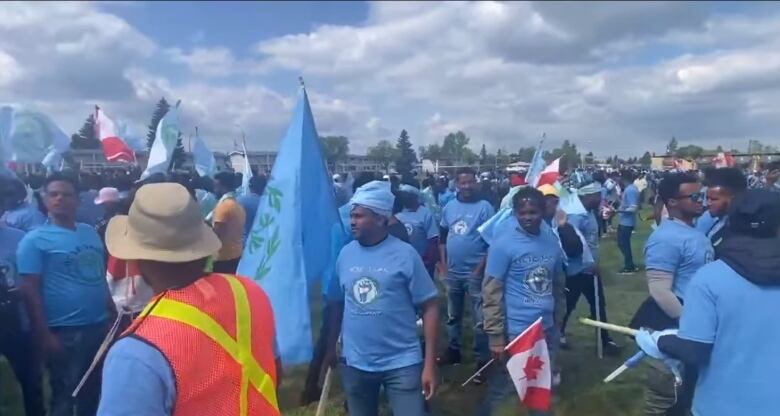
[{"left": 238, "top": 83, "right": 340, "bottom": 364}]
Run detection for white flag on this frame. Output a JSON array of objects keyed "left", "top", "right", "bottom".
[
  {"left": 192, "top": 129, "right": 216, "bottom": 177},
  {"left": 142, "top": 101, "right": 181, "bottom": 179}
]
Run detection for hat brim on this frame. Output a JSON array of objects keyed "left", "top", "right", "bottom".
[
  {"left": 105, "top": 215, "right": 222, "bottom": 263},
  {"left": 94, "top": 197, "right": 119, "bottom": 205}
]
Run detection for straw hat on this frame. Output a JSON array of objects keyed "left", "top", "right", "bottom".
[{"left": 106, "top": 183, "right": 221, "bottom": 262}]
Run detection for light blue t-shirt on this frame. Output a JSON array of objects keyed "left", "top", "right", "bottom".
[
  {"left": 76, "top": 190, "right": 105, "bottom": 227},
  {"left": 1, "top": 225, "right": 27, "bottom": 330},
  {"left": 1, "top": 202, "right": 46, "bottom": 232},
  {"left": 565, "top": 212, "right": 599, "bottom": 276},
  {"left": 438, "top": 190, "right": 455, "bottom": 208},
  {"left": 237, "top": 193, "right": 261, "bottom": 241},
  {"left": 328, "top": 235, "right": 438, "bottom": 372},
  {"left": 618, "top": 184, "right": 640, "bottom": 227},
  {"left": 395, "top": 205, "right": 438, "bottom": 257},
  {"left": 486, "top": 218, "right": 563, "bottom": 337},
  {"left": 17, "top": 223, "right": 108, "bottom": 327},
  {"left": 644, "top": 219, "right": 714, "bottom": 299},
  {"left": 679, "top": 260, "right": 780, "bottom": 416},
  {"left": 440, "top": 199, "right": 495, "bottom": 278},
  {"left": 98, "top": 337, "right": 175, "bottom": 416}
]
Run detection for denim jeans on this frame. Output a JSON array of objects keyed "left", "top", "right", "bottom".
[
  {"left": 340, "top": 362, "right": 426, "bottom": 416},
  {"left": 47, "top": 322, "right": 108, "bottom": 416},
  {"left": 617, "top": 225, "right": 636, "bottom": 270},
  {"left": 475, "top": 328, "right": 558, "bottom": 416},
  {"left": 445, "top": 275, "right": 489, "bottom": 363}
]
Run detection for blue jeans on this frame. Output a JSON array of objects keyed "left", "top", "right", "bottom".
[
  {"left": 445, "top": 275, "right": 488, "bottom": 363},
  {"left": 475, "top": 328, "right": 558, "bottom": 416},
  {"left": 48, "top": 322, "right": 108, "bottom": 416},
  {"left": 617, "top": 225, "right": 636, "bottom": 270},
  {"left": 340, "top": 362, "right": 426, "bottom": 416}
]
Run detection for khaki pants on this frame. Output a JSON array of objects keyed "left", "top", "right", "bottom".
[{"left": 644, "top": 359, "right": 696, "bottom": 416}]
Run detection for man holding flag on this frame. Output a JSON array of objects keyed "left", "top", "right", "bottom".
[{"left": 479, "top": 187, "right": 563, "bottom": 415}]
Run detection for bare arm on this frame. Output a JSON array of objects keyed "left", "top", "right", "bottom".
[
  {"left": 473, "top": 256, "right": 487, "bottom": 278},
  {"left": 322, "top": 301, "right": 344, "bottom": 370},
  {"left": 437, "top": 226, "right": 449, "bottom": 277},
  {"left": 647, "top": 269, "right": 683, "bottom": 319},
  {"left": 212, "top": 221, "right": 229, "bottom": 243},
  {"left": 20, "top": 275, "right": 48, "bottom": 341},
  {"left": 420, "top": 296, "right": 439, "bottom": 399}
]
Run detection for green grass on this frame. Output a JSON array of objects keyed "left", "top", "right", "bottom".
[{"left": 1, "top": 214, "right": 656, "bottom": 416}]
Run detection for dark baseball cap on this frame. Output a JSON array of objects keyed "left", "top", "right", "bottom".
[{"left": 728, "top": 189, "right": 780, "bottom": 238}]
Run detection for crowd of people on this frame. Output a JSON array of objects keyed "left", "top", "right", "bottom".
[{"left": 0, "top": 159, "right": 779, "bottom": 416}]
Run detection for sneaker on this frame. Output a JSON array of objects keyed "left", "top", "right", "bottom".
[
  {"left": 559, "top": 335, "right": 571, "bottom": 350},
  {"left": 603, "top": 340, "right": 622, "bottom": 357},
  {"left": 436, "top": 348, "right": 462, "bottom": 366},
  {"left": 552, "top": 371, "right": 562, "bottom": 388}
]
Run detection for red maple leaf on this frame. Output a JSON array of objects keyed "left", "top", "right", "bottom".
[{"left": 523, "top": 355, "right": 545, "bottom": 381}]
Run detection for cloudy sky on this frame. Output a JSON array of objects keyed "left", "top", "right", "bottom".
[{"left": 2, "top": 1, "right": 780, "bottom": 157}]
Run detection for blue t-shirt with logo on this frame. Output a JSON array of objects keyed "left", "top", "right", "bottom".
[
  {"left": 565, "top": 212, "right": 599, "bottom": 276},
  {"left": 644, "top": 219, "right": 714, "bottom": 299},
  {"left": 395, "top": 205, "right": 438, "bottom": 257},
  {"left": 440, "top": 199, "right": 495, "bottom": 278},
  {"left": 328, "top": 235, "right": 437, "bottom": 372},
  {"left": 486, "top": 217, "right": 563, "bottom": 337},
  {"left": 679, "top": 260, "right": 780, "bottom": 416},
  {"left": 618, "top": 184, "right": 640, "bottom": 227},
  {"left": 1, "top": 202, "right": 46, "bottom": 232},
  {"left": 17, "top": 223, "right": 109, "bottom": 327}
]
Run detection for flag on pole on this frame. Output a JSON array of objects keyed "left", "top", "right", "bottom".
[
  {"left": 142, "top": 100, "right": 181, "bottom": 179},
  {"left": 505, "top": 317, "right": 552, "bottom": 412},
  {"left": 525, "top": 137, "right": 546, "bottom": 187},
  {"left": 239, "top": 139, "right": 252, "bottom": 196},
  {"left": 237, "top": 81, "right": 340, "bottom": 364},
  {"left": 4, "top": 108, "right": 69, "bottom": 170},
  {"left": 536, "top": 157, "right": 562, "bottom": 187},
  {"left": 95, "top": 106, "right": 135, "bottom": 163},
  {"left": 192, "top": 127, "right": 216, "bottom": 177}
]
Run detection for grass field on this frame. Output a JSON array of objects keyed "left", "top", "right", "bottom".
[{"left": 1, "top": 214, "right": 655, "bottom": 416}]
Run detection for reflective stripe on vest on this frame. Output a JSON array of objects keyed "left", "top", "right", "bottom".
[{"left": 138, "top": 275, "right": 279, "bottom": 414}]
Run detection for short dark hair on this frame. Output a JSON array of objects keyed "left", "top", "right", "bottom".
[
  {"left": 249, "top": 175, "right": 267, "bottom": 195},
  {"left": 620, "top": 169, "right": 637, "bottom": 183},
  {"left": 658, "top": 172, "right": 699, "bottom": 204},
  {"left": 214, "top": 171, "right": 238, "bottom": 191},
  {"left": 705, "top": 167, "right": 746, "bottom": 194},
  {"left": 455, "top": 167, "right": 476, "bottom": 178},
  {"left": 44, "top": 173, "right": 78, "bottom": 192},
  {"left": 512, "top": 186, "right": 545, "bottom": 210}
]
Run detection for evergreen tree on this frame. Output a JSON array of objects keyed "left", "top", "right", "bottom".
[
  {"left": 640, "top": 151, "right": 652, "bottom": 167},
  {"left": 667, "top": 136, "right": 679, "bottom": 155},
  {"left": 147, "top": 98, "right": 170, "bottom": 149},
  {"left": 69, "top": 114, "right": 99, "bottom": 149},
  {"left": 394, "top": 129, "right": 417, "bottom": 178},
  {"left": 479, "top": 144, "right": 488, "bottom": 165}
]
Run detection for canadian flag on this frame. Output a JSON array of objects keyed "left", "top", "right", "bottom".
[
  {"left": 106, "top": 255, "right": 153, "bottom": 314},
  {"left": 536, "top": 157, "right": 561, "bottom": 187},
  {"left": 506, "top": 317, "right": 551, "bottom": 411},
  {"left": 95, "top": 106, "right": 135, "bottom": 163}
]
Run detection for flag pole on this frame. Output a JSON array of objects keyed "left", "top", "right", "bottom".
[
  {"left": 579, "top": 317, "right": 637, "bottom": 336},
  {"left": 594, "top": 274, "right": 603, "bottom": 359},
  {"left": 461, "top": 358, "right": 495, "bottom": 387},
  {"left": 315, "top": 367, "right": 333, "bottom": 416}
]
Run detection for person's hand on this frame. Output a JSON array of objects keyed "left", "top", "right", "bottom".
[
  {"left": 321, "top": 348, "right": 338, "bottom": 373},
  {"left": 490, "top": 344, "right": 505, "bottom": 363},
  {"left": 421, "top": 363, "right": 436, "bottom": 400},
  {"left": 555, "top": 209, "right": 567, "bottom": 227},
  {"left": 436, "top": 262, "right": 447, "bottom": 280},
  {"left": 635, "top": 328, "right": 677, "bottom": 360},
  {"left": 42, "top": 331, "right": 63, "bottom": 360}
]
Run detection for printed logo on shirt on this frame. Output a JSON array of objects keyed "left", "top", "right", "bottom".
[
  {"left": 65, "top": 246, "right": 105, "bottom": 283},
  {"left": 451, "top": 219, "right": 469, "bottom": 236},
  {"left": 352, "top": 277, "right": 379, "bottom": 305},
  {"left": 404, "top": 223, "right": 414, "bottom": 238},
  {"left": 524, "top": 266, "right": 552, "bottom": 296},
  {"left": 705, "top": 250, "right": 714, "bottom": 264}
]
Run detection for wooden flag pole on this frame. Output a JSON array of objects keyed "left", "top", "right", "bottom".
[
  {"left": 594, "top": 275, "right": 603, "bottom": 359},
  {"left": 315, "top": 367, "right": 333, "bottom": 416},
  {"left": 579, "top": 317, "right": 638, "bottom": 337}
]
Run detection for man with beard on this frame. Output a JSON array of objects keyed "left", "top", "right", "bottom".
[{"left": 696, "top": 168, "right": 746, "bottom": 253}]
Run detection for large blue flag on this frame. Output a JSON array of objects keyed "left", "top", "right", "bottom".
[
  {"left": 192, "top": 128, "right": 217, "bottom": 177},
  {"left": 525, "top": 136, "right": 546, "bottom": 187},
  {"left": 2, "top": 107, "right": 69, "bottom": 170},
  {"left": 238, "top": 84, "right": 340, "bottom": 364}
]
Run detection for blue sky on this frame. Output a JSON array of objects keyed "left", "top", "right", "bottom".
[{"left": 2, "top": 1, "right": 780, "bottom": 156}]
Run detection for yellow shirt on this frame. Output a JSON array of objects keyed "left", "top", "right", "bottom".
[{"left": 212, "top": 198, "right": 246, "bottom": 261}]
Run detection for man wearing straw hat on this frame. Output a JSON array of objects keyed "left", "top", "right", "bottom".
[{"left": 97, "top": 182, "right": 280, "bottom": 415}]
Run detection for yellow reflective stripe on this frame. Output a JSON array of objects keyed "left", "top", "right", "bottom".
[
  {"left": 227, "top": 275, "right": 252, "bottom": 416},
  {"left": 149, "top": 294, "right": 279, "bottom": 411}
]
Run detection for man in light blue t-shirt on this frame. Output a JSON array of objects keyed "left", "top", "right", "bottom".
[
  {"left": 396, "top": 184, "right": 439, "bottom": 273},
  {"left": 1, "top": 179, "right": 45, "bottom": 232},
  {"left": 616, "top": 170, "right": 640, "bottom": 274},
  {"left": 324, "top": 181, "right": 439, "bottom": 416},
  {"left": 695, "top": 167, "right": 746, "bottom": 255},
  {"left": 478, "top": 187, "right": 564, "bottom": 416},
  {"left": 634, "top": 172, "right": 713, "bottom": 415},
  {"left": 18, "top": 174, "right": 112, "bottom": 416},
  {"left": 636, "top": 189, "right": 780, "bottom": 416},
  {"left": 438, "top": 167, "right": 495, "bottom": 378}
]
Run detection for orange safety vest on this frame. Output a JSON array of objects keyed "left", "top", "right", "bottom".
[{"left": 122, "top": 273, "right": 280, "bottom": 416}]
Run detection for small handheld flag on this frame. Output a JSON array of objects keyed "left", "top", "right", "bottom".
[{"left": 505, "top": 318, "right": 551, "bottom": 411}]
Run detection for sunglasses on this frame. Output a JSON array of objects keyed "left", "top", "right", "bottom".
[{"left": 676, "top": 192, "right": 703, "bottom": 203}]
